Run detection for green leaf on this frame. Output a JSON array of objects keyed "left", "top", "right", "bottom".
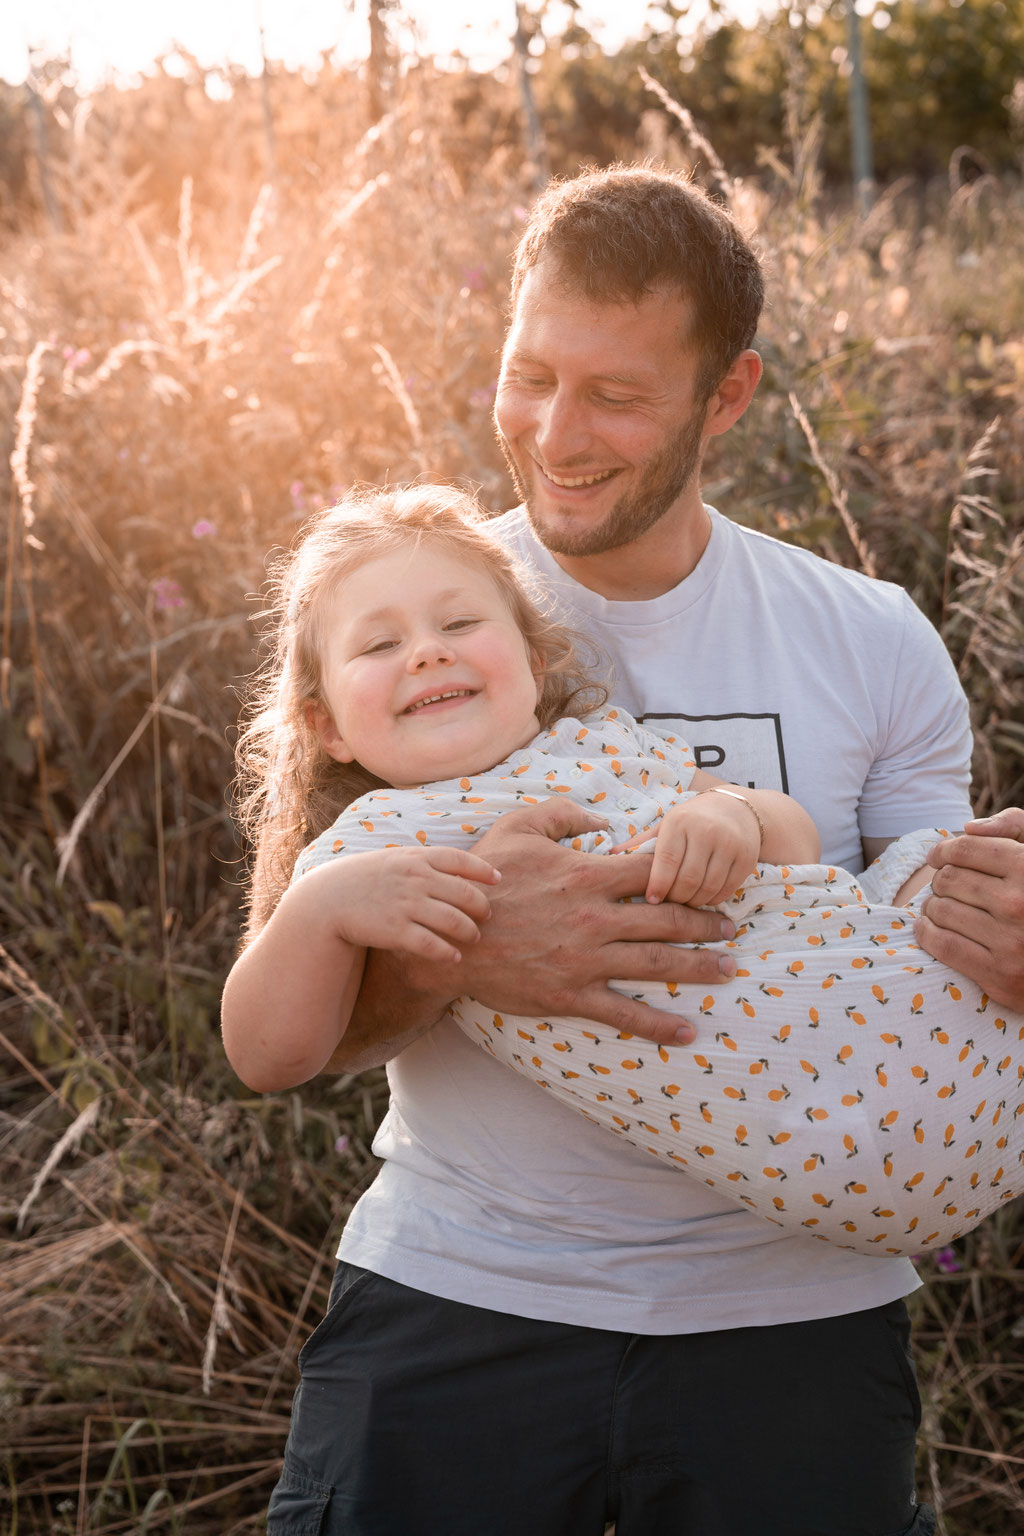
[{"left": 86, "top": 901, "right": 127, "bottom": 940}]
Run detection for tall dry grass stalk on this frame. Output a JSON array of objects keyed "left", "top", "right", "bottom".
[
  {"left": 638, "top": 66, "right": 735, "bottom": 207},
  {"left": 787, "top": 388, "right": 878, "bottom": 576},
  {"left": 0, "top": 51, "right": 1021, "bottom": 1535}
]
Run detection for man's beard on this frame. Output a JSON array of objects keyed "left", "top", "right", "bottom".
[{"left": 497, "top": 411, "right": 705, "bottom": 559}]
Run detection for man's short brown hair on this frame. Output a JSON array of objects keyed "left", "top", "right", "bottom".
[{"left": 510, "top": 165, "right": 764, "bottom": 403}]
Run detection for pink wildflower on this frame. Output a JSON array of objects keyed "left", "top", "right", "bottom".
[{"left": 152, "top": 577, "right": 185, "bottom": 611}]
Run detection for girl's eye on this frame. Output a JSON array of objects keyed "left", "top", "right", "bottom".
[
  {"left": 444, "top": 617, "right": 480, "bottom": 632},
  {"left": 363, "top": 638, "right": 397, "bottom": 654}
]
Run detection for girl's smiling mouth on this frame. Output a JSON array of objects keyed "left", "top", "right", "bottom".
[{"left": 402, "top": 689, "right": 478, "bottom": 714}]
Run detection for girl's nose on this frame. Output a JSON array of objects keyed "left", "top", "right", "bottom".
[{"left": 407, "top": 634, "right": 456, "bottom": 671}]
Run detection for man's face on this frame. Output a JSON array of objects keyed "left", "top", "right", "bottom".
[{"left": 494, "top": 260, "right": 711, "bottom": 561}]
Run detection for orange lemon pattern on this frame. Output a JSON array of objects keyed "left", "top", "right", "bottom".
[{"left": 296, "top": 709, "right": 1023, "bottom": 1258}]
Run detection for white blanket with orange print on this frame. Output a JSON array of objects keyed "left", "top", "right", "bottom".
[{"left": 296, "top": 708, "right": 1024, "bottom": 1259}]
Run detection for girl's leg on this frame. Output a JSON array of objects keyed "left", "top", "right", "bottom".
[{"left": 453, "top": 848, "right": 1024, "bottom": 1256}]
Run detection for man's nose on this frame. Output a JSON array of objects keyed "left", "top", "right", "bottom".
[{"left": 534, "top": 387, "right": 591, "bottom": 465}]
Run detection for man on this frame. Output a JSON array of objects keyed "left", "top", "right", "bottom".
[{"left": 267, "top": 167, "right": 1024, "bottom": 1535}]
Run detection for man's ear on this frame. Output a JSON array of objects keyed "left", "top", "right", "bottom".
[
  {"left": 307, "top": 702, "right": 355, "bottom": 765},
  {"left": 702, "top": 349, "right": 762, "bottom": 441}
]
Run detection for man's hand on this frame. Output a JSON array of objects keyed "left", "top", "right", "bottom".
[
  {"left": 915, "top": 806, "right": 1024, "bottom": 1011},
  {"left": 400, "top": 798, "right": 737, "bottom": 1046}
]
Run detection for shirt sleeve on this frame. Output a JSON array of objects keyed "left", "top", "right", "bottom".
[
  {"left": 857, "top": 590, "right": 973, "bottom": 840},
  {"left": 291, "top": 793, "right": 417, "bottom": 882},
  {"left": 623, "top": 716, "right": 698, "bottom": 793},
  {"left": 291, "top": 786, "right": 495, "bottom": 882}
]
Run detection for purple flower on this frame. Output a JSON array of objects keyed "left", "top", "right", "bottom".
[
  {"left": 334, "top": 1134, "right": 350, "bottom": 1155},
  {"left": 62, "top": 346, "right": 91, "bottom": 372},
  {"left": 933, "top": 1246, "right": 962, "bottom": 1274},
  {"left": 151, "top": 577, "right": 185, "bottom": 611},
  {"left": 469, "top": 384, "right": 496, "bottom": 410},
  {"left": 290, "top": 480, "right": 306, "bottom": 508},
  {"left": 460, "top": 265, "right": 486, "bottom": 292},
  {"left": 191, "top": 518, "right": 217, "bottom": 539}
]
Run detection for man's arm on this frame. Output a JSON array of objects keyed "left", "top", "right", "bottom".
[
  {"left": 858, "top": 588, "right": 972, "bottom": 871},
  {"left": 320, "top": 946, "right": 452, "bottom": 1073},
  {"left": 862, "top": 835, "right": 897, "bottom": 867},
  {"left": 325, "top": 799, "right": 739, "bottom": 1073},
  {"left": 916, "top": 807, "right": 1024, "bottom": 1011}
]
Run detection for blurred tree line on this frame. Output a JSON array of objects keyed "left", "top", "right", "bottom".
[
  {"left": 2, "top": 0, "right": 1022, "bottom": 234},
  {"left": 531, "top": 0, "right": 1024, "bottom": 182}
]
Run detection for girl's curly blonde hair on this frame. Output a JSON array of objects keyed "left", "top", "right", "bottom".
[{"left": 235, "top": 484, "right": 606, "bottom": 937}]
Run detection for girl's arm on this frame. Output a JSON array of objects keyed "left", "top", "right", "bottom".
[
  {"left": 690, "top": 771, "right": 822, "bottom": 864},
  {"left": 221, "top": 847, "right": 499, "bottom": 1092},
  {"left": 639, "top": 771, "right": 822, "bottom": 906}
]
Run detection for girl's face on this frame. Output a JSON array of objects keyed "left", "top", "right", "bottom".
[{"left": 313, "top": 542, "right": 544, "bottom": 788}]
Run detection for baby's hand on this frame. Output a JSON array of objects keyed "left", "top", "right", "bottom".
[
  {"left": 616, "top": 791, "right": 762, "bottom": 907},
  {"left": 319, "top": 845, "right": 500, "bottom": 962}
]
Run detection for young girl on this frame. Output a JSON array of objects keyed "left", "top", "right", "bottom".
[{"left": 222, "top": 485, "right": 1023, "bottom": 1258}]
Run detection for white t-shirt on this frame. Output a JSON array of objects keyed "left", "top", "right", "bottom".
[{"left": 337, "top": 507, "right": 974, "bottom": 1333}]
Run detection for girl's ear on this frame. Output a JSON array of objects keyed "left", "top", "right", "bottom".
[
  {"left": 306, "top": 702, "right": 356, "bottom": 765},
  {"left": 529, "top": 648, "right": 546, "bottom": 706}
]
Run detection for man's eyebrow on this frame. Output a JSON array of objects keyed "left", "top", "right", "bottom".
[
  {"left": 504, "top": 351, "right": 656, "bottom": 388},
  {"left": 502, "top": 349, "right": 546, "bottom": 369}
]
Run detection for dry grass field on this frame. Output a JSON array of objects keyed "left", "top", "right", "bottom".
[{"left": 1, "top": 52, "right": 1022, "bottom": 1535}]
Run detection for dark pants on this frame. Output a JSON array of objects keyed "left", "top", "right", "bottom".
[{"left": 267, "top": 1261, "right": 935, "bottom": 1536}]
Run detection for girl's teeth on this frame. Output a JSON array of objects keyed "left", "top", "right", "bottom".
[{"left": 410, "top": 690, "right": 468, "bottom": 711}]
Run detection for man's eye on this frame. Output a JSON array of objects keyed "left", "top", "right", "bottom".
[
  {"left": 595, "top": 393, "right": 634, "bottom": 407},
  {"left": 506, "top": 371, "right": 549, "bottom": 390}
]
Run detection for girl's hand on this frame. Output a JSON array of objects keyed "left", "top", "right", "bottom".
[
  {"left": 319, "top": 845, "right": 500, "bottom": 963},
  {"left": 614, "top": 792, "right": 761, "bottom": 907}
]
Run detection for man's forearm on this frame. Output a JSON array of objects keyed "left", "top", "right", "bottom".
[
  {"left": 321, "top": 800, "right": 739, "bottom": 1070},
  {"left": 321, "top": 945, "right": 456, "bottom": 1073}
]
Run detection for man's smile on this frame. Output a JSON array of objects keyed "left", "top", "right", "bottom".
[{"left": 531, "top": 456, "right": 621, "bottom": 491}]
